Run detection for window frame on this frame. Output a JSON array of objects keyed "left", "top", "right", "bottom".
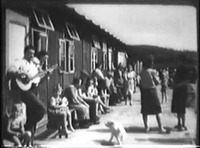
[
  {"left": 59, "top": 39, "right": 75, "bottom": 74},
  {"left": 31, "top": 28, "right": 48, "bottom": 52},
  {"left": 108, "top": 48, "right": 113, "bottom": 71},
  {"left": 65, "top": 23, "right": 80, "bottom": 41},
  {"left": 91, "top": 47, "right": 98, "bottom": 72},
  {"left": 102, "top": 42, "right": 107, "bottom": 70},
  {"left": 33, "top": 9, "right": 55, "bottom": 31},
  {"left": 92, "top": 40, "right": 101, "bottom": 49},
  {"left": 31, "top": 28, "right": 49, "bottom": 70}
]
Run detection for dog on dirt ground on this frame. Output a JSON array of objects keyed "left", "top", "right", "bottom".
[{"left": 105, "top": 121, "right": 127, "bottom": 145}]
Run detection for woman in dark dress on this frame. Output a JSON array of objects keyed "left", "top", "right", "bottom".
[
  {"left": 171, "top": 54, "right": 192, "bottom": 131},
  {"left": 140, "top": 55, "right": 166, "bottom": 133}
]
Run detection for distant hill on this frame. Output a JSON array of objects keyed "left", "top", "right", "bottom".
[{"left": 126, "top": 45, "right": 198, "bottom": 68}]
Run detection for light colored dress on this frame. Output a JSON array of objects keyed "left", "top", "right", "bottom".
[
  {"left": 127, "top": 71, "right": 136, "bottom": 92},
  {"left": 64, "top": 85, "right": 90, "bottom": 120},
  {"left": 140, "top": 68, "right": 161, "bottom": 115}
]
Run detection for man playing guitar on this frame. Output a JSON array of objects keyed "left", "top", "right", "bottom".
[{"left": 7, "top": 46, "right": 51, "bottom": 145}]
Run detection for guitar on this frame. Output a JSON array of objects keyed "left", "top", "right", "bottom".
[{"left": 16, "top": 64, "right": 58, "bottom": 91}]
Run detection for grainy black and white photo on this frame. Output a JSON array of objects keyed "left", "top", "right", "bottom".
[{"left": 1, "top": 0, "right": 198, "bottom": 147}]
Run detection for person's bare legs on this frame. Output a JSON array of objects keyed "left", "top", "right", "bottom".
[
  {"left": 156, "top": 113, "right": 166, "bottom": 133},
  {"left": 142, "top": 114, "right": 149, "bottom": 132},
  {"left": 175, "top": 113, "right": 182, "bottom": 130},
  {"left": 129, "top": 91, "right": 133, "bottom": 106},
  {"left": 164, "top": 91, "right": 167, "bottom": 103},
  {"left": 181, "top": 114, "right": 187, "bottom": 130},
  {"left": 67, "top": 111, "right": 74, "bottom": 132},
  {"left": 125, "top": 95, "right": 128, "bottom": 105},
  {"left": 22, "top": 131, "right": 32, "bottom": 147},
  {"left": 161, "top": 92, "right": 164, "bottom": 104},
  {"left": 97, "top": 97, "right": 109, "bottom": 109},
  {"left": 12, "top": 136, "right": 22, "bottom": 147}
]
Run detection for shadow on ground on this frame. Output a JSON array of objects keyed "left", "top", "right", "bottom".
[
  {"left": 135, "top": 137, "right": 194, "bottom": 145},
  {"left": 125, "top": 126, "right": 172, "bottom": 134},
  {"left": 93, "top": 139, "right": 116, "bottom": 146},
  {"left": 125, "top": 126, "right": 145, "bottom": 133},
  {"left": 90, "top": 128, "right": 109, "bottom": 133}
]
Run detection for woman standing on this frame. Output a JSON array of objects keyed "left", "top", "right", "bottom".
[
  {"left": 171, "top": 53, "right": 194, "bottom": 131},
  {"left": 139, "top": 55, "right": 166, "bottom": 133},
  {"left": 124, "top": 64, "right": 136, "bottom": 105}
]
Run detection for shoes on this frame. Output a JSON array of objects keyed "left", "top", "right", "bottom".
[
  {"left": 182, "top": 126, "right": 188, "bottom": 130},
  {"left": 79, "top": 120, "right": 92, "bottom": 129},
  {"left": 145, "top": 127, "right": 150, "bottom": 133},
  {"left": 159, "top": 127, "right": 167, "bottom": 133},
  {"left": 90, "top": 116, "right": 100, "bottom": 124},
  {"left": 174, "top": 124, "right": 187, "bottom": 131},
  {"left": 103, "top": 107, "right": 110, "bottom": 113},
  {"left": 178, "top": 126, "right": 188, "bottom": 131},
  {"left": 79, "top": 124, "right": 90, "bottom": 129},
  {"left": 174, "top": 124, "right": 181, "bottom": 129},
  {"left": 93, "top": 120, "right": 100, "bottom": 125},
  {"left": 69, "top": 126, "right": 75, "bottom": 132},
  {"left": 65, "top": 133, "right": 68, "bottom": 138},
  {"left": 58, "top": 128, "right": 69, "bottom": 138},
  {"left": 105, "top": 109, "right": 110, "bottom": 113}
]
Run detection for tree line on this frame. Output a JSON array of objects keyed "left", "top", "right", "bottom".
[{"left": 126, "top": 45, "right": 198, "bottom": 69}]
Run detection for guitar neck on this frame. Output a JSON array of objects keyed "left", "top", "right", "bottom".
[{"left": 30, "top": 64, "right": 57, "bottom": 80}]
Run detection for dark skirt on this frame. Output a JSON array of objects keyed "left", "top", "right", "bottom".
[
  {"left": 161, "top": 84, "right": 167, "bottom": 92},
  {"left": 171, "top": 84, "right": 188, "bottom": 114},
  {"left": 140, "top": 87, "right": 161, "bottom": 115}
]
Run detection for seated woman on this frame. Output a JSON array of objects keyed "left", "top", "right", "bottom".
[
  {"left": 86, "top": 77, "right": 110, "bottom": 114},
  {"left": 96, "top": 77, "right": 111, "bottom": 107},
  {"left": 49, "top": 84, "right": 74, "bottom": 138},
  {"left": 77, "top": 78, "right": 100, "bottom": 124},
  {"left": 64, "top": 78, "right": 91, "bottom": 129}
]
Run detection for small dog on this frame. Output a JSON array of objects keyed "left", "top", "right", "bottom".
[{"left": 105, "top": 121, "right": 126, "bottom": 145}]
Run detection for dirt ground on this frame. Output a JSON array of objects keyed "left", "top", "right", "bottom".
[{"left": 32, "top": 86, "right": 198, "bottom": 148}]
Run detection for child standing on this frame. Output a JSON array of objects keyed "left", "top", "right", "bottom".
[
  {"left": 6, "top": 104, "right": 32, "bottom": 147},
  {"left": 160, "top": 69, "right": 169, "bottom": 104}
]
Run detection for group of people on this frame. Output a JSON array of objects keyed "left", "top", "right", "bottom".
[
  {"left": 139, "top": 54, "right": 197, "bottom": 133},
  {"left": 3, "top": 44, "right": 197, "bottom": 146},
  {"left": 47, "top": 65, "right": 113, "bottom": 137},
  {"left": 102, "top": 63, "right": 139, "bottom": 106}
]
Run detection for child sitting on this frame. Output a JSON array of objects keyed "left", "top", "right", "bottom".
[
  {"left": 49, "top": 84, "right": 74, "bottom": 137},
  {"left": 86, "top": 77, "right": 110, "bottom": 114},
  {"left": 6, "top": 104, "right": 32, "bottom": 147}
]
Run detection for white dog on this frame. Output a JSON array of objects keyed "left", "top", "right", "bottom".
[{"left": 105, "top": 121, "right": 127, "bottom": 145}]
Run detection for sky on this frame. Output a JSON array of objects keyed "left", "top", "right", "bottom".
[{"left": 67, "top": 4, "right": 197, "bottom": 51}]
